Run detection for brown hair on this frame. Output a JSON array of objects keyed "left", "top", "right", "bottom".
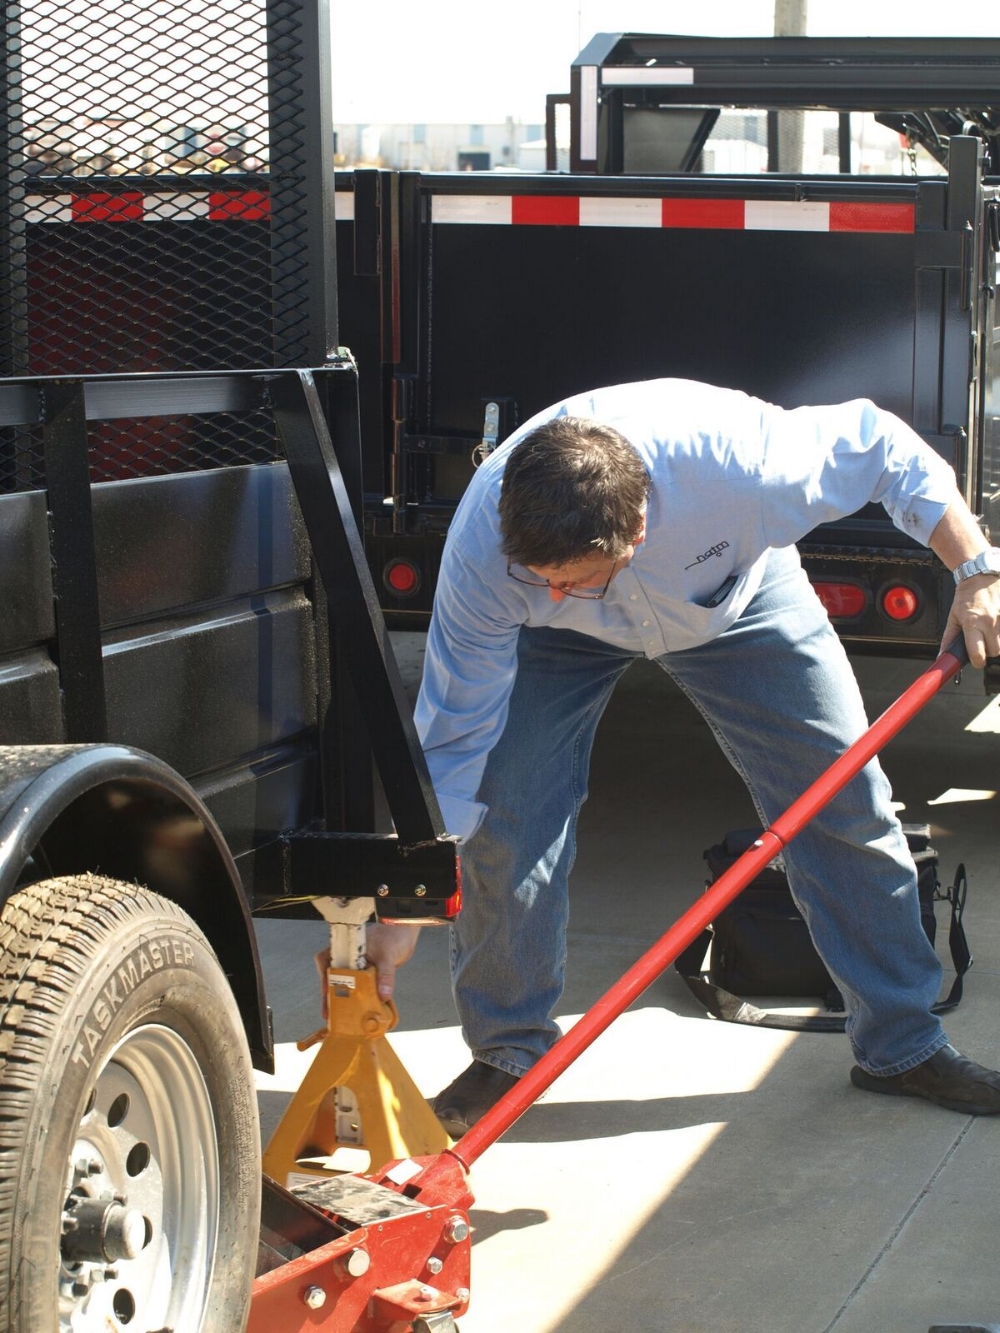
[{"left": 499, "top": 416, "right": 649, "bottom": 567}]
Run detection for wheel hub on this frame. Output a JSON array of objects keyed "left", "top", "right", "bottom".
[
  {"left": 62, "top": 1195, "right": 148, "bottom": 1264},
  {"left": 57, "top": 1024, "right": 220, "bottom": 1331}
]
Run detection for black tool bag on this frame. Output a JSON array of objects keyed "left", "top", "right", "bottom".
[{"left": 676, "top": 824, "right": 971, "bottom": 1032}]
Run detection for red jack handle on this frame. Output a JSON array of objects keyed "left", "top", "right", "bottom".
[{"left": 448, "top": 636, "right": 969, "bottom": 1170}]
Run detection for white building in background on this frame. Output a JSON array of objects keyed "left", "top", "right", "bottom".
[
  {"left": 333, "top": 110, "right": 929, "bottom": 178},
  {"left": 334, "top": 119, "right": 546, "bottom": 171}
]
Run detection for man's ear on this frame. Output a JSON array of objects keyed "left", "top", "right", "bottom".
[{"left": 633, "top": 512, "right": 647, "bottom": 547}]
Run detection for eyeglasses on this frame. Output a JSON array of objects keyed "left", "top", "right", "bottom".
[{"left": 506, "top": 557, "right": 618, "bottom": 600}]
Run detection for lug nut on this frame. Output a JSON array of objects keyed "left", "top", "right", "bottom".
[{"left": 303, "top": 1285, "right": 327, "bottom": 1309}]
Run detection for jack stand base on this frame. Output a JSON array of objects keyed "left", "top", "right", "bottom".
[{"left": 262, "top": 966, "right": 450, "bottom": 1188}]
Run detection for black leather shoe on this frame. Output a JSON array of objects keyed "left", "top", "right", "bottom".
[
  {"left": 851, "top": 1044, "right": 1000, "bottom": 1114},
  {"left": 928, "top": 1324, "right": 1000, "bottom": 1331},
  {"left": 431, "top": 1060, "right": 521, "bottom": 1138}
]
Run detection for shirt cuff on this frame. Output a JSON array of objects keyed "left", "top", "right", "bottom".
[
  {"left": 895, "top": 490, "right": 955, "bottom": 548},
  {"left": 435, "top": 793, "right": 488, "bottom": 845}
]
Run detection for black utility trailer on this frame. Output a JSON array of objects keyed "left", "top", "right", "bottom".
[
  {"left": 0, "top": 360, "right": 460, "bottom": 1331},
  {"left": 345, "top": 36, "right": 1000, "bottom": 655},
  {"left": 1, "top": 4, "right": 459, "bottom": 1329}
]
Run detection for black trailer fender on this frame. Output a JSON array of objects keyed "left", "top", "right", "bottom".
[{"left": 0, "top": 743, "right": 272, "bottom": 1070}]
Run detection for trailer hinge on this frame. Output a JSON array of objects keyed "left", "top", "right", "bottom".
[
  {"left": 472, "top": 396, "right": 517, "bottom": 467},
  {"left": 472, "top": 401, "right": 501, "bottom": 467}
]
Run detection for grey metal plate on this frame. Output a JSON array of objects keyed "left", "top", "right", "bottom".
[
  {"left": 0, "top": 492, "right": 55, "bottom": 653},
  {"left": 0, "top": 652, "right": 63, "bottom": 744},
  {"left": 93, "top": 463, "right": 310, "bottom": 629},
  {"left": 102, "top": 589, "right": 318, "bottom": 778}
]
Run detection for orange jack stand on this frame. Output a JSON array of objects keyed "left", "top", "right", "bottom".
[{"left": 262, "top": 898, "right": 451, "bottom": 1188}]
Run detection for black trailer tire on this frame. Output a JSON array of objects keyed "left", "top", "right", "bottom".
[{"left": 0, "top": 874, "right": 261, "bottom": 1333}]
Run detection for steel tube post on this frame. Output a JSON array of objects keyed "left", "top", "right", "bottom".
[
  {"left": 450, "top": 639, "right": 968, "bottom": 1169},
  {"left": 42, "top": 381, "right": 108, "bottom": 742},
  {"left": 275, "top": 367, "right": 446, "bottom": 845}
]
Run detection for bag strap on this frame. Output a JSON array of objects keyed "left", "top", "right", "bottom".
[
  {"left": 933, "top": 863, "right": 971, "bottom": 1015},
  {"left": 675, "top": 863, "right": 972, "bottom": 1034}
]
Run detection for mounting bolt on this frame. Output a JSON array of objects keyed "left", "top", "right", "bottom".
[
  {"left": 443, "top": 1214, "right": 470, "bottom": 1244},
  {"left": 426, "top": 1256, "right": 443, "bottom": 1275},
  {"left": 456, "top": 1287, "right": 471, "bottom": 1302},
  {"left": 376, "top": 884, "right": 389, "bottom": 897},
  {"left": 303, "top": 1285, "right": 327, "bottom": 1309},
  {"left": 414, "top": 884, "right": 427, "bottom": 897},
  {"left": 338, "top": 1248, "right": 371, "bottom": 1278}
]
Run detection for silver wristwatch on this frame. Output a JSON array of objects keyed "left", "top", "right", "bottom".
[{"left": 952, "top": 546, "right": 1000, "bottom": 584}]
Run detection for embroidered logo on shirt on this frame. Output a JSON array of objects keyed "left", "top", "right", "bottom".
[{"left": 685, "top": 540, "right": 730, "bottom": 570}]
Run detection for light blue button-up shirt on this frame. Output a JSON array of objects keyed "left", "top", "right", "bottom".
[{"left": 414, "top": 379, "right": 959, "bottom": 841}]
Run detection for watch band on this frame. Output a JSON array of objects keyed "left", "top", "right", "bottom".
[{"left": 952, "top": 546, "right": 1000, "bottom": 584}]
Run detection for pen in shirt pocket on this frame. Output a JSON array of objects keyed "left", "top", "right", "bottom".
[{"left": 704, "top": 574, "right": 738, "bottom": 608}]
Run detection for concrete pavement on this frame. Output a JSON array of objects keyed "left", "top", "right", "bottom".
[{"left": 254, "top": 642, "right": 999, "bottom": 1333}]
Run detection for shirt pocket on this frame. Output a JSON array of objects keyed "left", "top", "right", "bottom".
[{"left": 694, "top": 573, "right": 739, "bottom": 610}]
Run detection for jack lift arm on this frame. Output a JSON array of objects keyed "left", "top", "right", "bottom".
[{"left": 251, "top": 639, "right": 998, "bottom": 1331}]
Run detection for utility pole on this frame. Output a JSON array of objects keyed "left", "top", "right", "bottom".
[{"left": 772, "top": 0, "right": 807, "bottom": 172}]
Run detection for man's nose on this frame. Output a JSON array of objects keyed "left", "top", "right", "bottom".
[{"left": 548, "top": 585, "right": 568, "bottom": 603}]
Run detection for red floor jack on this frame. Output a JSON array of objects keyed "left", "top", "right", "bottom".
[{"left": 249, "top": 638, "right": 995, "bottom": 1333}]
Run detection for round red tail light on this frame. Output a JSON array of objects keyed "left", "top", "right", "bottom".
[
  {"left": 880, "top": 584, "right": 920, "bottom": 622},
  {"left": 384, "top": 559, "right": 421, "bottom": 596}
]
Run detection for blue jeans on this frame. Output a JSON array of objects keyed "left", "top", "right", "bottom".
[{"left": 453, "top": 545, "right": 948, "bottom": 1078}]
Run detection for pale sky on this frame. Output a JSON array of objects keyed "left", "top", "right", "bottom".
[{"left": 330, "top": 1, "right": 1000, "bottom": 124}]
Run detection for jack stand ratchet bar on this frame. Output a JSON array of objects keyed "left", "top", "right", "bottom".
[{"left": 449, "top": 637, "right": 970, "bottom": 1171}]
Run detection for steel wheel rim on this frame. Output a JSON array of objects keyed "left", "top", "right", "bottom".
[{"left": 60, "top": 1023, "right": 220, "bottom": 1332}]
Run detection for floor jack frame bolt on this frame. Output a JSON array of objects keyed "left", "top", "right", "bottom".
[
  {"left": 338, "top": 1249, "right": 371, "bottom": 1278},
  {"left": 443, "top": 1215, "right": 470, "bottom": 1244},
  {"left": 303, "top": 1285, "right": 327, "bottom": 1309}
]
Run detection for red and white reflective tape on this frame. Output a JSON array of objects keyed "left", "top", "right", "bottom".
[
  {"left": 23, "top": 187, "right": 914, "bottom": 235},
  {"left": 429, "top": 193, "right": 915, "bottom": 234},
  {"left": 23, "top": 190, "right": 271, "bottom": 223}
]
